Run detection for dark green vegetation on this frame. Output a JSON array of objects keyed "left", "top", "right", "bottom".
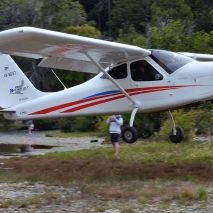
[{"left": 0, "top": 0, "right": 212, "bottom": 137}]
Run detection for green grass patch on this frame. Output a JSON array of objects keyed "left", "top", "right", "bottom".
[
  {"left": 0, "top": 140, "right": 211, "bottom": 185},
  {"left": 46, "top": 140, "right": 213, "bottom": 164}
]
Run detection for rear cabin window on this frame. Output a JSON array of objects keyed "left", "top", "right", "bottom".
[
  {"left": 101, "top": 64, "right": 127, "bottom": 79},
  {"left": 130, "top": 60, "right": 163, "bottom": 81}
]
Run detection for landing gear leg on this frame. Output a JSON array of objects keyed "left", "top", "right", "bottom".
[
  {"left": 168, "top": 111, "right": 184, "bottom": 143},
  {"left": 122, "top": 108, "right": 138, "bottom": 143}
]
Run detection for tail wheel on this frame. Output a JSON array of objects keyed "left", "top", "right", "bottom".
[
  {"left": 122, "top": 126, "right": 138, "bottom": 144},
  {"left": 169, "top": 127, "right": 184, "bottom": 143}
]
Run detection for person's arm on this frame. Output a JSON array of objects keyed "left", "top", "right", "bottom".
[
  {"left": 115, "top": 117, "right": 123, "bottom": 126},
  {"left": 106, "top": 116, "right": 115, "bottom": 124},
  {"left": 106, "top": 118, "right": 110, "bottom": 124}
]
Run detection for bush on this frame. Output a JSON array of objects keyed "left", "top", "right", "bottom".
[
  {"left": 59, "top": 116, "right": 99, "bottom": 132},
  {"left": 33, "top": 118, "right": 59, "bottom": 130},
  {"left": 95, "top": 116, "right": 108, "bottom": 135},
  {"left": 74, "top": 116, "right": 98, "bottom": 132},
  {"left": 59, "top": 118, "right": 74, "bottom": 132}
]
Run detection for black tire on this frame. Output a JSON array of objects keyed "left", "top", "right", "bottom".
[
  {"left": 169, "top": 127, "right": 184, "bottom": 143},
  {"left": 140, "top": 129, "right": 152, "bottom": 139},
  {"left": 121, "top": 126, "right": 138, "bottom": 144}
]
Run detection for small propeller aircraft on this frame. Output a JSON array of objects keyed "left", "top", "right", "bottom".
[{"left": 0, "top": 27, "right": 212, "bottom": 143}]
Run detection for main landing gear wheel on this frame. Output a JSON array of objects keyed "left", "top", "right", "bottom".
[
  {"left": 169, "top": 127, "right": 184, "bottom": 143},
  {"left": 122, "top": 126, "right": 138, "bottom": 144}
]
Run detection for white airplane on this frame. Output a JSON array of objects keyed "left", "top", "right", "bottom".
[{"left": 0, "top": 27, "right": 212, "bottom": 143}]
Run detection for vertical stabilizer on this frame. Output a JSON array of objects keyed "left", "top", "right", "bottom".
[{"left": 0, "top": 54, "right": 45, "bottom": 108}]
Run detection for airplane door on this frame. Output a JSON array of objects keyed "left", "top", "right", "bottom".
[{"left": 129, "top": 59, "right": 169, "bottom": 110}]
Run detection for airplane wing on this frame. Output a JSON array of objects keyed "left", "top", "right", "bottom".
[
  {"left": 0, "top": 27, "right": 150, "bottom": 73},
  {"left": 179, "top": 52, "right": 213, "bottom": 61}
]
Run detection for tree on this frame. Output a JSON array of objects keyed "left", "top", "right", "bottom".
[
  {"left": 183, "top": 31, "right": 213, "bottom": 53},
  {"left": 149, "top": 21, "right": 186, "bottom": 50},
  {"left": 186, "top": 0, "right": 213, "bottom": 32},
  {"left": 65, "top": 24, "right": 101, "bottom": 38},
  {"left": 80, "top": 0, "right": 112, "bottom": 33},
  {"left": 40, "top": 0, "right": 87, "bottom": 30},
  {"left": 150, "top": 0, "right": 193, "bottom": 29},
  {"left": 0, "top": 0, "right": 87, "bottom": 31},
  {"left": 108, "top": 0, "right": 151, "bottom": 37}
]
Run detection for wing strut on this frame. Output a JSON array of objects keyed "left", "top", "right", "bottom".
[{"left": 85, "top": 53, "right": 139, "bottom": 108}]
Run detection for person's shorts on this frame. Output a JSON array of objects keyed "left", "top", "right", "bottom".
[{"left": 110, "top": 133, "right": 120, "bottom": 143}]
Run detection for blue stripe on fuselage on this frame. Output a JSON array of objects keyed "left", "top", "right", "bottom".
[{"left": 84, "top": 90, "right": 120, "bottom": 99}]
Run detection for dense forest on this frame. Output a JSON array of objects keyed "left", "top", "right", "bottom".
[{"left": 0, "top": 0, "right": 212, "bottom": 140}]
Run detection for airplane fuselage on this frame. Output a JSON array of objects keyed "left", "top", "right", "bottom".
[{"left": 4, "top": 55, "right": 213, "bottom": 120}]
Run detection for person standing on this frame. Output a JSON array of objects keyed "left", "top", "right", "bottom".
[
  {"left": 26, "top": 120, "right": 34, "bottom": 135},
  {"left": 106, "top": 115, "right": 123, "bottom": 157}
]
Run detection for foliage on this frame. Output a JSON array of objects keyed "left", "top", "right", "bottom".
[
  {"left": 184, "top": 31, "right": 213, "bottom": 53},
  {"left": 34, "top": 118, "right": 60, "bottom": 130},
  {"left": 59, "top": 118, "right": 75, "bottom": 132},
  {"left": 149, "top": 21, "right": 185, "bottom": 50},
  {"left": 108, "top": 0, "right": 151, "bottom": 36},
  {"left": 65, "top": 24, "right": 101, "bottom": 38},
  {"left": 0, "top": 0, "right": 87, "bottom": 30},
  {"left": 150, "top": 0, "right": 193, "bottom": 28},
  {"left": 0, "top": 0, "right": 212, "bottom": 133},
  {"left": 95, "top": 115, "right": 109, "bottom": 135},
  {"left": 74, "top": 116, "right": 98, "bottom": 132},
  {"left": 59, "top": 116, "right": 100, "bottom": 132},
  {"left": 186, "top": 0, "right": 213, "bottom": 32},
  {"left": 190, "top": 103, "right": 213, "bottom": 135},
  {"left": 80, "top": 0, "right": 111, "bottom": 32},
  {"left": 117, "top": 27, "right": 146, "bottom": 47}
]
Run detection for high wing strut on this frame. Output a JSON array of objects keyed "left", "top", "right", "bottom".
[
  {"left": 85, "top": 52, "right": 139, "bottom": 109},
  {"left": 51, "top": 69, "right": 67, "bottom": 90}
]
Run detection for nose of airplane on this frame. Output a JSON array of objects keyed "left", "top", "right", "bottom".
[{"left": 190, "top": 62, "right": 213, "bottom": 101}]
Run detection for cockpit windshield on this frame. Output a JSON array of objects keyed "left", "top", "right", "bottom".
[{"left": 150, "top": 49, "right": 195, "bottom": 74}]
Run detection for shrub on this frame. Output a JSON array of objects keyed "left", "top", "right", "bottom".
[
  {"left": 74, "top": 116, "right": 98, "bottom": 132},
  {"left": 34, "top": 118, "right": 59, "bottom": 130},
  {"left": 59, "top": 118, "right": 74, "bottom": 132}
]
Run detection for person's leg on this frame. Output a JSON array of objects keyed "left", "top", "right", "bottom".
[
  {"left": 114, "top": 142, "right": 120, "bottom": 157},
  {"left": 111, "top": 133, "right": 120, "bottom": 157},
  {"left": 111, "top": 134, "right": 115, "bottom": 152}
]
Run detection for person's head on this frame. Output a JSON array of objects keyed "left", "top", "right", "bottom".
[
  {"left": 137, "top": 60, "right": 147, "bottom": 72},
  {"left": 115, "top": 114, "right": 121, "bottom": 118}
]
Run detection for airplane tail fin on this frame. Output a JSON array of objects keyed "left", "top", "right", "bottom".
[{"left": 0, "top": 54, "right": 45, "bottom": 108}]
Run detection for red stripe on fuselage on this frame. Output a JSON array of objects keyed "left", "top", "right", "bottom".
[
  {"left": 29, "top": 86, "right": 188, "bottom": 115},
  {"left": 61, "top": 87, "right": 176, "bottom": 113}
]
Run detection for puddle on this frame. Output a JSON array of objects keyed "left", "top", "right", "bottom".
[{"left": 0, "top": 144, "right": 55, "bottom": 155}]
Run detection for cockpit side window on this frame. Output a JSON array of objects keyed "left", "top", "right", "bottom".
[
  {"left": 130, "top": 60, "right": 163, "bottom": 81},
  {"left": 101, "top": 64, "right": 127, "bottom": 79}
]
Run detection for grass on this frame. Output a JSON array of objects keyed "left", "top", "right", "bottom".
[
  {"left": 1, "top": 140, "right": 213, "bottom": 184},
  {"left": 45, "top": 139, "right": 213, "bottom": 164},
  {"left": 0, "top": 140, "right": 213, "bottom": 206}
]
